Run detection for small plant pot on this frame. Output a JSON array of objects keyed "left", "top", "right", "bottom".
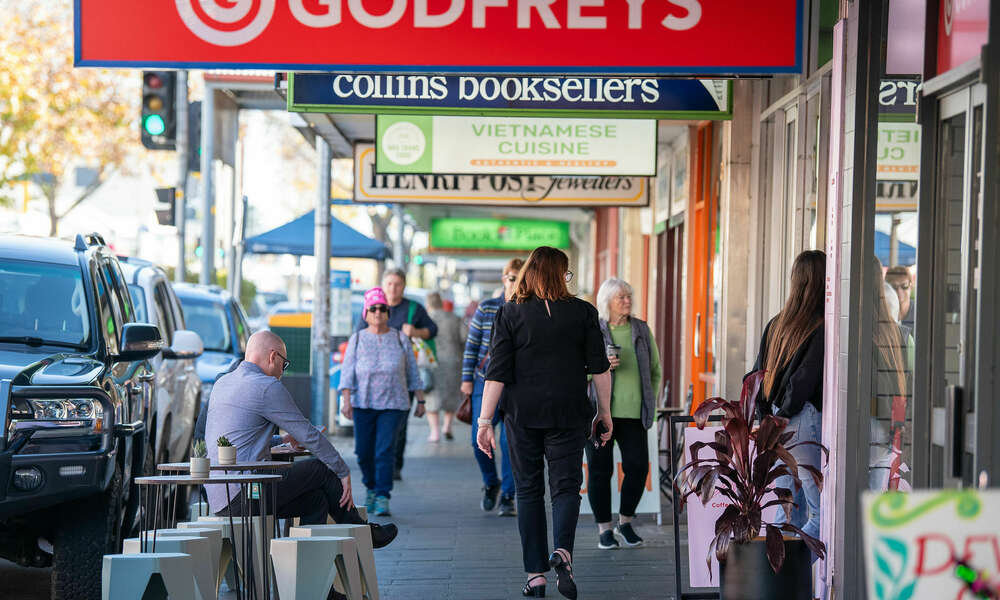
[
  {"left": 218, "top": 446, "right": 237, "bottom": 465},
  {"left": 190, "top": 457, "right": 210, "bottom": 479},
  {"left": 720, "top": 537, "right": 812, "bottom": 600}
]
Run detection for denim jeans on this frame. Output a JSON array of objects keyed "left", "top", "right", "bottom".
[
  {"left": 470, "top": 378, "right": 515, "bottom": 497},
  {"left": 353, "top": 408, "right": 408, "bottom": 499},
  {"left": 771, "top": 402, "right": 822, "bottom": 539}
]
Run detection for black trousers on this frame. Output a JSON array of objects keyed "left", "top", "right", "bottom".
[
  {"left": 218, "top": 458, "right": 366, "bottom": 525},
  {"left": 504, "top": 416, "right": 587, "bottom": 573},
  {"left": 584, "top": 417, "right": 649, "bottom": 523}
]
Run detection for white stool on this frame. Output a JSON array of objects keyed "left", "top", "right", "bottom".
[
  {"left": 154, "top": 528, "right": 223, "bottom": 596},
  {"left": 198, "top": 514, "right": 275, "bottom": 600},
  {"left": 188, "top": 500, "right": 211, "bottom": 520},
  {"left": 102, "top": 552, "right": 194, "bottom": 600},
  {"left": 290, "top": 524, "right": 379, "bottom": 600},
  {"left": 181, "top": 518, "right": 240, "bottom": 592},
  {"left": 270, "top": 536, "right": 362, "bottom": 600},
  {"left": 124, "top": 535, "right": 213, "bottom": 600}
]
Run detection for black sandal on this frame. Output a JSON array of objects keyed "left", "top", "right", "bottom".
[
  {"left": 522, "top": 574, "right": 546, "bottom": 597},
  {"left": 549, "top": 550, "right": 577, "bottom": 599}
]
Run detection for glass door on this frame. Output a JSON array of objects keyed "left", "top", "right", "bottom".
[{"left": 927, "top": 84, "right": 985, "bottom": 488}]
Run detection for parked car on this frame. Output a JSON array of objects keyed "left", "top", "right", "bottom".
[
  {"left": 246, "top": 290, "right": 289, "bottom": 332},
  {"left": 0, "top": 233, "right": 163, "bottom": 599},
  {"left": 172, "top": 283, "right": 251, "bottom": 441},
  {"left": 120, "top": 258, "right": 203, "bottom": 466}
]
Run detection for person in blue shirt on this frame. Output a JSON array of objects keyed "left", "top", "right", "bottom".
[
  {"left": 461, "top": 258, "right": 522, "bottom": 516},
  {"left": 356, "top": 268, "right": 437, "bottom": 479}
]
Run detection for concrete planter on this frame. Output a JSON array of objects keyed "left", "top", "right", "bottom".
[
  {"left": 190, "top": 457, "right": 210, "bottom": 478},
  {"left": 218, "top": 446, "right": 237, "bottom": 465}
]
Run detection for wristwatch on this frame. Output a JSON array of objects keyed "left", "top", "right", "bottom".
[{"left": 477, "top": 418, "right": 492, "bottom": 427}]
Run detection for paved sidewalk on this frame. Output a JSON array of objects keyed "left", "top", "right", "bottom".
[{"left": 349, "top": 414, "right": 681, "bottom": 600}]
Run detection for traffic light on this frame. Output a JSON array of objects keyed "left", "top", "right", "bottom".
[
  {"left": 187, "top": 100, "right": 202, "bottom": 173},
  {"left": 154, "top": 187, "right": 175, "bottom": 226},
  {"left": 141, "top": 71, "right": 176, "bottom": 150}
]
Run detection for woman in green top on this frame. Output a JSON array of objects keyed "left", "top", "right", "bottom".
[{"left": 586, "top": 278, "right": 661, "bottom": 550}]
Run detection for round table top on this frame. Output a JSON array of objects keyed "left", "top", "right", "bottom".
[
  {"left": 135, "top": 473, "right": 283, "bottom": 485},
  {"left": 270, "top": 445, "right": 311, "bottom": 457},
  {"left": 157, "top": 461, "right": 294, "bottom": 472}
]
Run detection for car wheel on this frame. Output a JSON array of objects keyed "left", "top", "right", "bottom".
[{"left": 51, "top": 465, "right": 123, "bottom": 600}]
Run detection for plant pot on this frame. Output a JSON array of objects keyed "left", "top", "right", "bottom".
[
  {"left": 218, "top": 446, "right": 237, "bottom": 465},
  {"left": 190, "top": 457, "right": 210, "bottom": 479},
  {"left": 719, "top": 537, "right": 812, "bottom": 600}
]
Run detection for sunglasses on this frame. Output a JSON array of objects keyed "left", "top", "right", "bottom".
[
  {"left": 274, "top": 351, "right": 291, "bottom": 372},
  {"left": 368, "top": 304, "right": 389, "bottom": 314},
  {"left": 565, "top": 270, "right": 574, "bottom": 283}
]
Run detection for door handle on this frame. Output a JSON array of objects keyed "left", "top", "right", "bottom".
[
  {"left": 946, "top": 385, "right": 964, "bottom": 479},
  {"left": 694, "top": 313, "right": 702, "bottom": 358}
]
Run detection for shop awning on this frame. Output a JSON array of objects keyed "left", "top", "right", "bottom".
[
  {"left": 244, "top": 211, "right": 388, "bottom": 260},
  {"left": 875, "top": 230, "right": 916, "bottom": 267}
]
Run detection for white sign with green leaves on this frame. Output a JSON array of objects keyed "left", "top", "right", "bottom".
[
  {"left": 862, "top": 489, "right": 1000, "bottom": 599},
  {"left": 375, "top": 115, "right": 656, "bottom": 177}
]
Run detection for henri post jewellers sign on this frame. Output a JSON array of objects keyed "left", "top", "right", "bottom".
[
  {"left": 375, "top": 115, "right": 657, "bottom": 176},
  {"left": 76, "top": 1, "right": 802, "bottom": 74},
  {"left": 288, "top": 74, "right": 732, "bottom": 119},
  {"left": 353, "top": 143, "right": 649, "bottom": 207}
]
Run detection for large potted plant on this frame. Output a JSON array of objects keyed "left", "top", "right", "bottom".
[{"left": 675, "top": 371, "right": 826, "bottom": 600}]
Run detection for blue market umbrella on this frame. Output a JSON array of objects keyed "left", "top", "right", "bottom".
[{"left": 244, "top": 211, "right": 388, "bottom": 260}]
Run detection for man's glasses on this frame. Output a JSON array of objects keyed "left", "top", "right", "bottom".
[
  {"left": 368, "top": 304, "right": 389, "bottom": 314},
  {"left": 565, "top": 270, "right": 574, "bottom": 283},
  {"left": 275, "top": 351, "right": 291, "bottom": 372},
  {"left": 890, "top": 282, "right": 911, "bottom": 291}
]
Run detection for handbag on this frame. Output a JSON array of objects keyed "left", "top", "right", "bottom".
[{"left": 456, "top": 393, "right": 472, "bottom": 424}]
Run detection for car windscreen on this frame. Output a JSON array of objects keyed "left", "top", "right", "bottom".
[
  {"left": 0, "top": 259, "right": 90, "bottom": 347},
  {"left": 128, "top": 285, "right": 148, "bottom": 323},
  {"left": 178, "top": 297, "right": 231, "bottom": 352}
]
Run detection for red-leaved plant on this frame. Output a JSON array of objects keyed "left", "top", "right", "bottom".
[{"left": 675, "top": 370, "right": 827, "bottom": 574}]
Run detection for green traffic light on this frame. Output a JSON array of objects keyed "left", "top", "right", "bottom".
[{"left": 143, "top": 114, "right": 166, "bottom": 136}]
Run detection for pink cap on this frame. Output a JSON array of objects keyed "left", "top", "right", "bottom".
[{"left": 364, "top": 287, "right": 388, "bottom": 313}]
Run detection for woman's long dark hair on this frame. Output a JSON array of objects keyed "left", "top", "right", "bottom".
[
  {"left": 764, "top": 250, "right": 826, "bottom": 396},
  {"left": 511, "top": 246, "right": 571, "bottom": 303}
]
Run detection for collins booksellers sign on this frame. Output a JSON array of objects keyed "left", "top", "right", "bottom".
[
  {"left": 354, "top": 143, "right": 649, "bottom": 207},
  {"left": 75, "top": 1, "right": 801, "bottom": 75},
  {"left": 862, "top": 490, "right": 1000, "bottom": 599},
  {"left": 376, "top": 115, "right": 657, "bottom": 176},
  {"left": 288, "top": 74, "right": 731, "bottom": 119}
]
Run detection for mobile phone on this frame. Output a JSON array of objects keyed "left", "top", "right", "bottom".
[{"left": 591, "top": 420, "right": 608, "bottom": 448}]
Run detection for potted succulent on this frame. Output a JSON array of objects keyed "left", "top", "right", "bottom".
[
  {"left": 190, "top": 440, "right": 209, "bottom": 478},
  {"left": 675, "top": 371, "right": 827, "bottom": 600},
  {"left": 216, "top": 435, "right": 237, "bottom": 465}
]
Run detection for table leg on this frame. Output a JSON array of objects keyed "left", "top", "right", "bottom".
[
  {"left": 224, "top": 482, "right": 243, "bottom": 600},
  {"left": 151, "top": 484, "right": 161, "bottom": 552}
]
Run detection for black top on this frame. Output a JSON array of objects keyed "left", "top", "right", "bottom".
[
  {"left": 485, "top": 297, "right": 610, "bottom": 428},
  {"left": 749, "top": 318, "right": 824, "bottom": 418}
]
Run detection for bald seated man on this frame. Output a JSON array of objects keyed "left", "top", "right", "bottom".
[{"left": 205, "top": 330, "right": 397, "bottom": 548}]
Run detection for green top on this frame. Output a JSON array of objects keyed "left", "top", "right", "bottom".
[{"left": 610, "top": 324, "right": 662, "bottom": 419}]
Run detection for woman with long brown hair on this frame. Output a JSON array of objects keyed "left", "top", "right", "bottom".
[
  {"left": 477, "top": 246, "right": 613, "bottom": 599},
  {"left": 749, "top": 249, "right": 826, "bottom": 539}
]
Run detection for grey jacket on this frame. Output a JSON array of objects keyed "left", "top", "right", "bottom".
[{"left": 589, "top": 317, "right": 658, "bottom": 429}]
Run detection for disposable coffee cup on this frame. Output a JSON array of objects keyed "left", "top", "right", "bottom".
[{"left": 606, "top": 344, "right": 621, "bottom": 359}]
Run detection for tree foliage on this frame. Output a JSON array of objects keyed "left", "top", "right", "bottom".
[{"left": 0, "top": 2, "right": 139, "bottom": 233}]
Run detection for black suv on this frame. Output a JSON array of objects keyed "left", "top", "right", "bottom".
[{"left": 0, "top": 233, "right": 163, "bottom": 599}]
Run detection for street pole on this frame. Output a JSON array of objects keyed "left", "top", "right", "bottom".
[
  {"left": 232, "top": 196, "right": 247, "bottom": 305},
  {"left": 175, "top": 71, "right": 188, "bottom": 282},
  {"left": 311, "top": 138, "right": 332, "bottom": 427},
  {"left": 200, "top": 89, "right": 215, "bottom": 285},
  {"left": 393, "top": 203, "right": 405, "bottom": 268}
]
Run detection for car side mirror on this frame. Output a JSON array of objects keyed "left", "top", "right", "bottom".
[
  {"left": 116, "top": 323, "right": 164, "bottom": 363},
  {"left": 163, "top": 329, "right": 204, "bottom": 360}
]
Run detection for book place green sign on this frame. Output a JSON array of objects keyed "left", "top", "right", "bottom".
[{"left": 430, "top": 218, "right": 570, "bottom": 252}]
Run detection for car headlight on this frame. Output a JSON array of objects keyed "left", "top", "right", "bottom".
[{"left": 29, "top": 399, "right": 103, "bottom": 422}]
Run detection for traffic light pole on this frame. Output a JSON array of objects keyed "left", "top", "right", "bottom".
[
  {"left": 174, "top": 71, "right": 188, "bottom": 282},
  {"left": 200, "top": 91, "right": 215, "bottom": 285}
]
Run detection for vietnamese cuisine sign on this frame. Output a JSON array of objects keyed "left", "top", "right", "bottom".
[
  {"left": 76, "top": 1, "right": 801, "bottom": 75},
  {"left": 354, "top": 144, "right": 649, "bottom": 207},
  {"left": 430, "top": 218, "right": 569, "bottom": 251},
  {"left": 376, "top": 115, "right": 657, "bottom": 176},
  {"left": 862, "top": 489, "right": 1000, "bottom": 599},
  {"left": 289, "top": 74, "right": 731, "bottom": 119}
]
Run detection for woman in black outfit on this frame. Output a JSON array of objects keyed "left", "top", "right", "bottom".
[{"left": 477, "top": 246, "right": 613, "bottom": 599}]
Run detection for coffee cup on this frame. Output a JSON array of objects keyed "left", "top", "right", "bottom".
[{"left": 606, "top": 343, "right": 621, "bottom": 360}]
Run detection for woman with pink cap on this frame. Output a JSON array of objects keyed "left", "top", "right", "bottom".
[{"left": 339, "top": 287, "right": 425, "bottom": 516}]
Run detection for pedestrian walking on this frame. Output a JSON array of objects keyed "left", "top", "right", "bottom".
[
  {"left": 341, "top": 287, "right": 426, "bottom": 517},
  {"left": 425, "top": 291, "right": 465, "bottom": 442},
  {"left": 586, "top": 278, "right": 662, "bottom": 550},
  {"left": 357, "top": 268, "right": 438, "bottom": 480},
  {"left": 477, "top": 246, "right": 613, "bottom": 599},
  {"left": 462, "top": 258, "right": 523, "bottom": 516},
  {"left": 749, "top": 249, "right": 825, "bottom": 540}
]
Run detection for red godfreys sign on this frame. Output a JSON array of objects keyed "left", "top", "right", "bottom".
[{"left": 75, "top": 1, "right": 802, "bottom": 75}]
